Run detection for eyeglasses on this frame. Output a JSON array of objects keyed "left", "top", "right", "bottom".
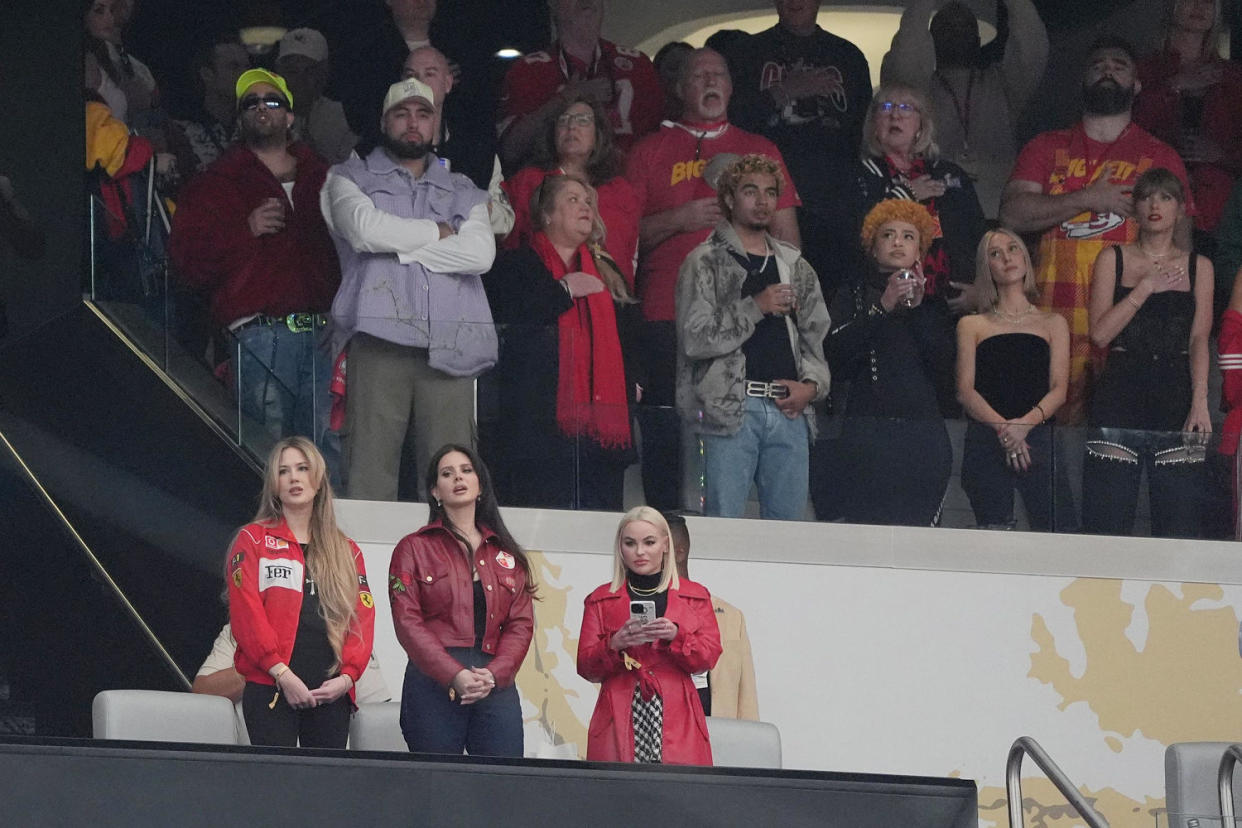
[
  {"left": 878, "top": 101, "right": 919, "bottom": 114},
  {"left": 240, "top": 95, "right": 288, "bottom": 112},
  {"left": 556, "top": 112, "right": 594, "bottom": 128}
]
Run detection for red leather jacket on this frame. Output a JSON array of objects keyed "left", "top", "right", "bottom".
[
  {"left": 169, "top": 142, "right": 340, "bottom": 327},
  {"left": 577, "top": 579, "right": 721, "bottom": 765},
  {"left": 227, "top": 519, "right": 375, "bottom": 703},
  {"left": 388, "top": 520, "right": 534, "bottom": 689}
]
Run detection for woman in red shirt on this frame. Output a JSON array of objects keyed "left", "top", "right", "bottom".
[
  {"left": 502, "top": 96, "right": 641, "bottom": 292},
  {"left": 227, "top": 436, "right": 375, "bottom": 748}
]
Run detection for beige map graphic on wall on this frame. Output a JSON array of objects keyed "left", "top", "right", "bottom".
[{"left": 977, "top": 579, "right": 1242, "bottom": 828}]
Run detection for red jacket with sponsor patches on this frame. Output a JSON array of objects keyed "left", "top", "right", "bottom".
[
  {"left": 577, "top": 579, "right": 721, "bottom": 765},
  {"left": 388, "top": 520, "right": 534, "bottom": 689},
  {"left": 227, "top": 519, "right": 375, "bottom": 702}
]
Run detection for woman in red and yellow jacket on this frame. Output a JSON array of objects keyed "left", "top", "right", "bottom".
[
  {"left": 577, "top": 506, "right": 721, "bottom": 765},
  {"left": 389, "top": 444, "right": 536, "bottom": 756},
  {"left": 227, "top": 435, "right": 375, "bottom": 748}
]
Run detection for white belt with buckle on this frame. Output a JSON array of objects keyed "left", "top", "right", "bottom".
[{"left": 745, "top": 380, "right": 789, "bottom": 399}]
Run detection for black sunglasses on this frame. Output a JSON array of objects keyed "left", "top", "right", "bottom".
[{"left": 240, "top": 94, "right": 288, "bottom": 112}]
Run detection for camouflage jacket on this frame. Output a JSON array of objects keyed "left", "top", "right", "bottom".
[{"left": 675, "top": 220, "right": 831, "bottom": 437}]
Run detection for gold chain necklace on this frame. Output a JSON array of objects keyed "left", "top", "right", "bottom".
[
  {"left": 628, "top": 580, "right": 661, "bottom": 596},
  {"left": 991, "top": 304, "right": 1035, "bottom": 324}
]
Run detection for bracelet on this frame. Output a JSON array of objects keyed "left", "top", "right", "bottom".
[
  {"left": 1034, "top": 403, "right": 1047, "bottom": 423},
  {"left": 1126, "top": 295, "right": 1142, "bottom": 310},
  {"left": 271, "top": 664, "right": 289, "bottom": 684},
  {"left": 867, "top": 303, "right": 886, "bottom": 319},
  {"left": 341, "top": 674, "right": 354, "bottom": 688}
]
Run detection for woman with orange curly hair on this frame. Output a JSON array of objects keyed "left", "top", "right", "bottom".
[{"left": 816, "top": 199, "right": 955, "bottom": 526}]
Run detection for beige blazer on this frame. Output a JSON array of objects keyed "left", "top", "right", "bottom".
[{"left": 709, "top": 595, "right": 759, "bottom": 720}]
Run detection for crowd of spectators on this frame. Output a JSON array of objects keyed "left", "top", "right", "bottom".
[{"left": 80, "top": 0, "right": 1242, "bottom": 540}]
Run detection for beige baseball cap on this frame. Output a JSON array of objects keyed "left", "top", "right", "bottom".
[{"left": 382, "top": 78, "right": 436, "bottom": 115}]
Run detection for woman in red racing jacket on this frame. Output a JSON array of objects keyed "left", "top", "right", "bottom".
[
  {"left": 227, "top": 435, "right": 375, "bottom": 748},
  {"left": 577, "top": 506, "right": 721, "bottom": 765},
  {"left": 389, "top": 444, "right": 536, "bottom": 756}
]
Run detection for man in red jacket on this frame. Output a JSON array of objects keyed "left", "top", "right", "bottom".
[{"left": 170, "top": 69, "right": 340, "bottom": 449}]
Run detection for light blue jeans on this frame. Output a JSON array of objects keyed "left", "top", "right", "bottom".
[
  {"left": 233, "top": 323, "right": 331, "bottom": 446},
  {"left": 701, "top": 396, "right": 810, "bottom": 520}
]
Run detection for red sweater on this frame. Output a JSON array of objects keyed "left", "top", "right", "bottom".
[
  {"left": 227, "top": 519, "right": 375, "bottom": 702},
  {"left": 169, "top": 142, "right": 340, "bottom": 327}
]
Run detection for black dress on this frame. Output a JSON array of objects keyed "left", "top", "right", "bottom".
[
  {"left": 815, "top": 271, "right": 954, "bottom": 526},
  {"left": 1082, "top": 247, "right": 1204, "bottom": 537},
  {"left": 480, "top": 246, "right": 639, "bottom": 510},
  {"left": 961, "top": 333, "right": 1074, "bottom": 531}
]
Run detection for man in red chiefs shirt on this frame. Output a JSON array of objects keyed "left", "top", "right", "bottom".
[
  {"left": 497, "top": 0, "right": 661, "bottom": 168},
  {"left": 626, "top": 47, "right": 801, "bottom": 509}
]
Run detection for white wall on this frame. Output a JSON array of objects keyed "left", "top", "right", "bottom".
[{"left": 340, "top": 500, "right": 1242, "bottom": 828}]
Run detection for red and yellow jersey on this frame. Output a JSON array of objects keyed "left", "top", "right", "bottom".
[
  {"left": 1009, "top": 123, "right": 1192, "bottom": 421},
  {"left": 625, "top": 122, "right": 800, "bottom": 321}
]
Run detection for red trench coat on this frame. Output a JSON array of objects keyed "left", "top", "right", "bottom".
[{"left": 576, "top": 580, "right": 722, "bottom": 765}]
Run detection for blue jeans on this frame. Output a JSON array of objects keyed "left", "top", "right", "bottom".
[
  {"left": 233, "top": 323, "right": 331, "bottom": 447},
  {"left": 399, "top": 647, "right": 523, "bottom": 757},
  {"left": 701, "top": 396, "right": 810, "bottom": 520}
]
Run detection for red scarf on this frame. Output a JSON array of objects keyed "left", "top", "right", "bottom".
[{"left": 531, "top": 233, "right": 632, "bottom": 450}]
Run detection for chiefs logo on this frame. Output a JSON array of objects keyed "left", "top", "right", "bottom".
[{"left": 1061, "top": 211, "right": 1126, "bottom": 239}]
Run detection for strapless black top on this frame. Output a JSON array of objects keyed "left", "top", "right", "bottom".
[{"left": 974, "top": 333, "right": 1050, "bottom": 420}]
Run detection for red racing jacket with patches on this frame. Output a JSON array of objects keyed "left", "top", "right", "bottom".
[
  {"left": 227, "top": 519, "right": 375, "bottom": 702},
  {"left": 388, "top": 520, "right": 534, "bottom": 689}
]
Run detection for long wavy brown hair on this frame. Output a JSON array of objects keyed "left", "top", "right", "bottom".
[{"left": 249, "top": 436, "right": 361, "bottom": 677}]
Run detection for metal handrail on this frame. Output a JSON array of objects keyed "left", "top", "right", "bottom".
[
  {"left": 1007, "top": 736, "right": 1108, "bottom": 827},
  {"left": 1217, "top": 742, "right": 1242, "bottom": 823}
]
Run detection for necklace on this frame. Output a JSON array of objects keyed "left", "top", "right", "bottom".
[
  {"left": 627, "top": 580, "right": 661, "bottom": 596},
  {"left": 991, "top": 304, "right": 1036, "bottom": 324},
  {"left": 1138, "top": 243, "right": 1187, "bottom": 282}
]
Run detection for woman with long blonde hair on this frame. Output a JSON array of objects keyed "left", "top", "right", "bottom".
[
  {"left": 576, "top": 506, "right": 721, "bottom": 765},
  {"left": 955, "top": 228, "right": 1072, "bottom": 530},
  {"left": 227, "top": 436, "right": 375, "bottom": 747}
]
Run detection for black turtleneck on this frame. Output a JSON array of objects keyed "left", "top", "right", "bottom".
[{"left": 625, "top": 570, "right": 668, "bottom": 617}]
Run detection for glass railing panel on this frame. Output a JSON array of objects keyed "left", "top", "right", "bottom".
[{"left": 81, "top": 203, "right": 1239, "bottom": 538}]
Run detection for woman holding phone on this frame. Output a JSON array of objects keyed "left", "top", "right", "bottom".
[
  {"left": 388, "top": 444, "right": 537, "bottom": 756},
  {"left": 576, "top": 507, "right": 721, "bottom": 765}
]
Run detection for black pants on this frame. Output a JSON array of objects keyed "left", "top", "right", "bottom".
[
  {"left": 1081, "top": 429, "right": 1205, "bottom": 538},
  {"left": 637, "top": 321, "right": 681, "bottom": 509},
  {"left": 960, "top": 421, "right": 1076, "bottom": 531},
  {"left": 242, "top": 681, "right": 351, "bottom": 748}
]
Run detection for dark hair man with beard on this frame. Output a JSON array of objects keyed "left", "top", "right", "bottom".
[
  {"left": 170, "top": 69, "right": 341, "bottom": 454},
  {"left": 999, "top": 36, "right": 1194, "bottom": 425},
  {"left": 320, "top": 78, "right": 496, "bottom": 501}
]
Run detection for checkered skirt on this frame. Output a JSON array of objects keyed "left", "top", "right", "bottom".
[{"left": 631, "top": 682, "right": 663, "bottom": 763}]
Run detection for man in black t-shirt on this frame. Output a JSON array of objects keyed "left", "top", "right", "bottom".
[
  {"left": 675, "top": 154, "right": 830, "bottom": 520},
  {"left": 715, "top": 0, "right": 872, "bottom": 299}
]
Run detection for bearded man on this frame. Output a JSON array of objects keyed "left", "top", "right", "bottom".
[
  {"left": 999, "top": 36, "right": 1194, "bottom": 424},
  {"left": 320, "top": 78, "right": 496, "bottom": 500}
]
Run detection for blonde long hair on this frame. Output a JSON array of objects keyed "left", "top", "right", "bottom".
[
  {"left": 972, "top": 228, "right": 1040, "bottom": 313},
  {"left": 251, "top": 436, "right": 360, "bottom": 676},
  {"left": 609, "top": 506, "right": 679, "bottom": 593}
]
